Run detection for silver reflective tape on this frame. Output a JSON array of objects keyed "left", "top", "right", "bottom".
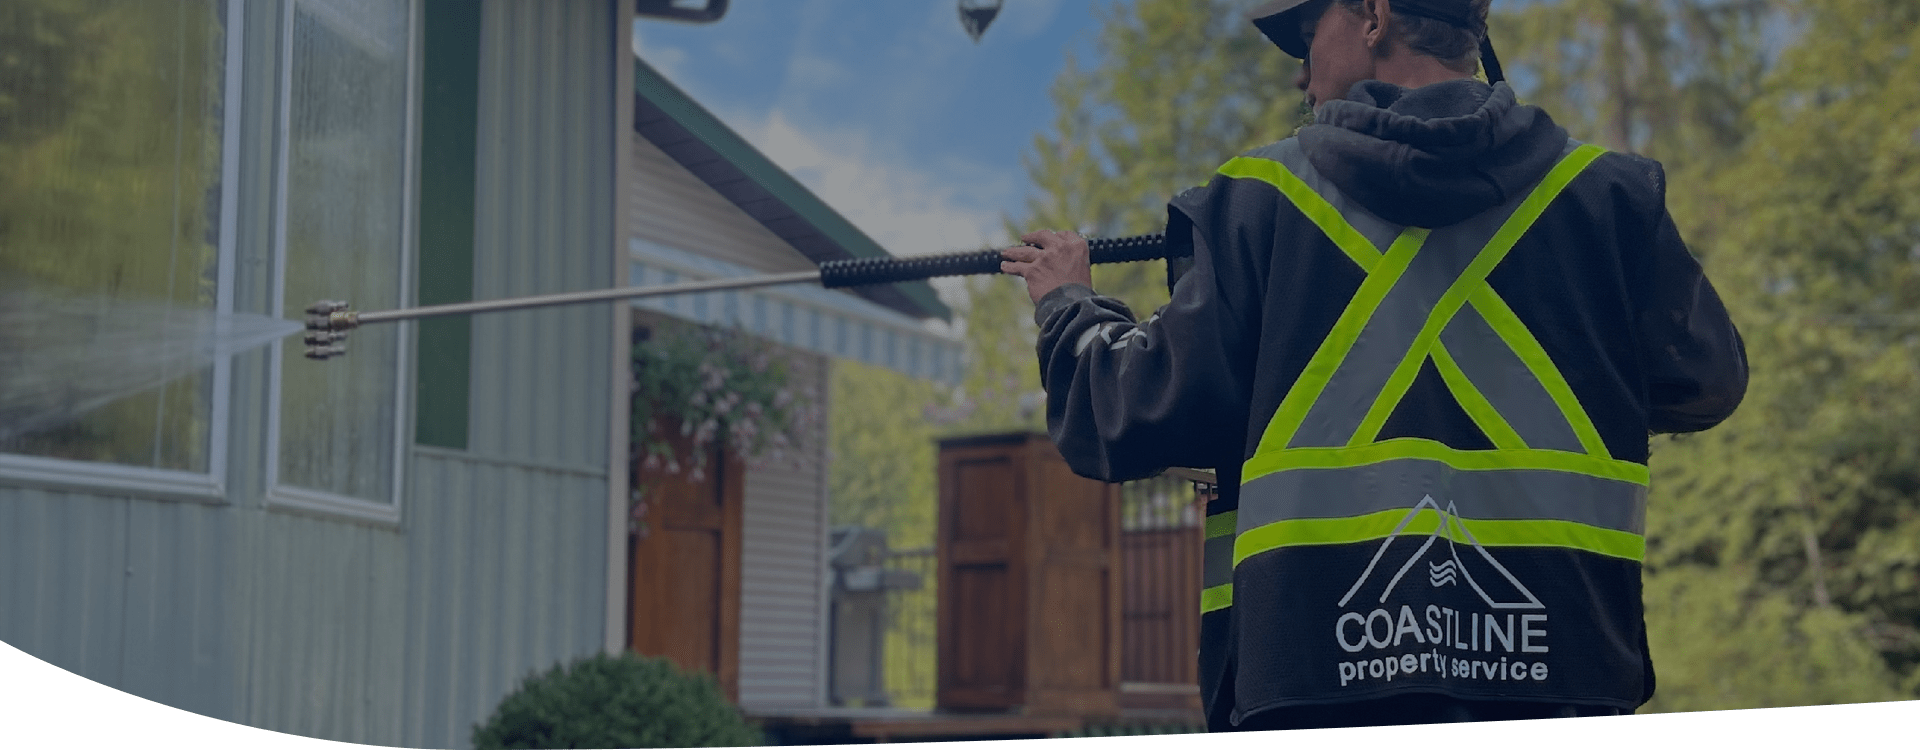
[
  {"left": 1286, "top": 224, "right": 1479, "bottom": 448},
  {"left": 1074, "top": 322, "right": 1117, "bottom": 357},
  {"left": 1438, "top": 309, "right": 1585, "bottom": 452},
  {"left": 1237, "top": 460, "right": 1647, "bottom": 535},
  {"left": 1261, "top": 140, "right": 1569, "bottom": 450},
  {"left": 1204, "top": 534, "right": 1236, "bottom": 588},
  {"left": 1257, "top": 140, "right": 1404, "bottom": 262}
]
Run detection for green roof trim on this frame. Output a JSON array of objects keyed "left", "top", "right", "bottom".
[{"left": 632, "top": 57, "right": 952, "bottom": 321}]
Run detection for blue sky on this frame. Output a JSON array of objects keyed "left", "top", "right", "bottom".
[{"left": 633, "top": 0, "right": 1122, "bottom": 265}]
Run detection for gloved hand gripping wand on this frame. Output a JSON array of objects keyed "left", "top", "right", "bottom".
[{"left": 303, "top": 233, "right": 1175, "bottom": 359}]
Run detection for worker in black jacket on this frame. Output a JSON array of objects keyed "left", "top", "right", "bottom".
[{"left": 998, "top": 0, "right": 1747, "bottom": 732}]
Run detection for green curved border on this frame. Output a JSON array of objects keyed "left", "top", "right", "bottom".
[{"left": 0, "top": 640, "right": 1912, "bottom": 750}]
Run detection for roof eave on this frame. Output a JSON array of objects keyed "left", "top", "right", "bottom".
[{"left": 631, "top": 57, "right": 952, "bottom": 322}]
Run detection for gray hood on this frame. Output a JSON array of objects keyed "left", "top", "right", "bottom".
[{"left": 1298, "top": 79, "right": 1570, "bottom": 228}]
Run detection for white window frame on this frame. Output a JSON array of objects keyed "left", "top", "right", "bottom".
[
  {"left": 0, "top": 0, "right": 248, "bottom": 505},
  {"left": 263, "top": 0, "right": 420, "bottom": 525}
]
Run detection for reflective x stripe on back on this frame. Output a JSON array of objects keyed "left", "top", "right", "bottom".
[{"left": 1201, "top": 139, "right": 1644, "bottom": 614}]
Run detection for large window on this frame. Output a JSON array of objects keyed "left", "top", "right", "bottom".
[
  {"left": 269, "top": 0, "right": 415, "bottom": 516},
  {"left": 0, "top": 0, "right": 236, "bottom": 488},
  {"left": 1, "top": 0, "right": 418, "bottom": 513}
]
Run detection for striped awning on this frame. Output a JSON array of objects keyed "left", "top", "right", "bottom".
[{"left": 628, "top": 238, "right": 964, "bottom": 384}]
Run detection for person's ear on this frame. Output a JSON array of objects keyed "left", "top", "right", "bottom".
[{"left": 1363, "top": 0, "right": 1390, "bottom": 52}]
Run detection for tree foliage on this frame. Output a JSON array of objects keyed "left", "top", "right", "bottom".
[
  {"left": 945, "top": 0, "right": 1311, "bottom": 445},
  {"left": 1021, "top": 0, "right": 1308, "bottom": 313},
  {"left": 1625, "top": 0, "right": 1920, "bottom": 701},
  {"left": 828, "top": 358, "right": 941, "bottom": 544}
]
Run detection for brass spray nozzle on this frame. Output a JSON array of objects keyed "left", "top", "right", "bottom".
[{"left": 303, "top": 300, "right": 358, "bottom": 360}]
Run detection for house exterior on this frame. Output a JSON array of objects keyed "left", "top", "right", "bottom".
[
  {"left": 0, "top": 1, "right": 956, "bottom": 747},
  {"left": 622, "top": 56, "right": 960, "bottom": 712}
]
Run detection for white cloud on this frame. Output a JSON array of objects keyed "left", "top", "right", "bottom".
[
  {"left": 731, "top": 109, "right": 1021, "bottom": 318},
  {"left": 741, "top": 110, "right": 1010, "bottom": 257}
]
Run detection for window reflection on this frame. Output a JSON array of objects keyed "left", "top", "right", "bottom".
[
  {"left": 276, "top": 0, "right": 411, "bottom": 504},
  {"left": 0, "top": 0, "right": 227, "bottom": 472}
]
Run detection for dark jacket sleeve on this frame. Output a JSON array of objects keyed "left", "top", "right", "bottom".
[
  {"left": 1031, "top": 194, "right": 1261, "bottom": 481},
  {"left": 1634, "top": 162, "right": 1748, "bottom": 434}
]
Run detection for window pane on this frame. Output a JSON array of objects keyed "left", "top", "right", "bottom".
[
  {"left": 277, "top": 0, "right": 410, "bottom": 502},
  {"left": 0, "top": 0, "right": 227, "bottom": 471}
]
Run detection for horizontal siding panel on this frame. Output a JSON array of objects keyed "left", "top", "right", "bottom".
[
  {"left": 734, "top": 350, "right": 827, "bottom": 710},
  {"left": 738, "top": 655, "right": 822, "bottom": 669},
  {"left": 737, "top": 658, "right": 822, "bottom": 673},
  {"left": 740, "top": 680, "right": 819, "bottom": 692},
  {"left": 630, "top": 136, "right": 818, "bottom": 274},
  {"left": 740, "top": 605, "right": 822, "bottom": 623},
  {"left": 741, "top": 540, "right": 820, "bottom": 560},
  {"left": 739, "top": 637, "right": 822, "bottom": 652},
  {"left": 742, "top": 579, "right": 823, "bottom": 595}
]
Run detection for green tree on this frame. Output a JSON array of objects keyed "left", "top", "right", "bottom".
[
  {"left": 1020, "top": 0, "right": 1307, "bottom": 313},
  {"left": 828, "top": 359, "right": 941, "bottom": 544},
  {"left": 943, "top": 0, "right": 1309, "bottom": 443},
  {"left": 826, "top": 359, "right": 944, "bottom": 707},
  {"left": 1636, "top": 0, "right": 1920, "bottom": 702},
  {"left": 1490, "top": 0, "right": 1774, "bottom": 170}
]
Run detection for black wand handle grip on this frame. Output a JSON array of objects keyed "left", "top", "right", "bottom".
[{"left": 817, "top": 233, "right": 1176, "bottom": 289}]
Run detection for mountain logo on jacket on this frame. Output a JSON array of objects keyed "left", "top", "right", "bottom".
[{"left": 1338, "top": 495, "right": 1544, "bottom": 611}]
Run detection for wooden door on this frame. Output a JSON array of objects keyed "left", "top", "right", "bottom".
[
  {"left": 630, "top": 435, "right": 743, "bottom": 701},
  {"left": 1026, "top": 444, "right": 1121, "bottom": 716},
  {"left": 936, "top": 440, "right": 1027, "bottom": 710}
]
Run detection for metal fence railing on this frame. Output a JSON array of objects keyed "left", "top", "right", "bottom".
[
  {"left": 1118, "top": 473, "right": 1205, "bottom": 690},
  {"left": 881, "top": 546, "right": 938, "bottom": 709}
]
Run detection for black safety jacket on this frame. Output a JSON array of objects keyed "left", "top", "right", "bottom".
[{"left": 1032, "top": 78, "right": 1747, "bottom": 728}]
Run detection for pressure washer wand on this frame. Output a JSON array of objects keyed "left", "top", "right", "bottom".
[{"left": 303, "top": 233, "right": 1172, "bottom": 359}]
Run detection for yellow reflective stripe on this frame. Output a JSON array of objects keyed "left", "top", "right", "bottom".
[
  {"left": 1232, "top": 508, "right": 1646, "bottom": 565},
  {"left": 1218, "top": 156, "right": 1380, "bottom": 271},
  {"left": 1254, "top": 228, "right": 1428, "bottom": 455},
  {"left": 1466, "top": 289, "right": 1612, "bottom": 459},
  {"left": 1243, "top": 438, "right": 1649, "bottom": 485},
  {"left": 1206, "top": 510, "right": 1238, "bottom": 539},
  {"left": 1347, "top": 144, "right": 1607, "bottom": 448},
  {"left": 1430, "top": 341, "right": 1528, "bottom": 450},
  {"left": 1201, "top": 583, "right": 1234, "bottom": 613}
]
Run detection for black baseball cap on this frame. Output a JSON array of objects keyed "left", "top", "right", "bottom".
[{"left": 1244, "top": 0, "right": 1504, "bottom": 82}]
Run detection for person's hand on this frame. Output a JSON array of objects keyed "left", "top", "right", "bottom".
[{"left": 1000, "top": 229, "right": 1094, "bottom": 305}]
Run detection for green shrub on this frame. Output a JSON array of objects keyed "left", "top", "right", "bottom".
[{"left": 473, "top": 652, "right": 763, "bottom": 749}]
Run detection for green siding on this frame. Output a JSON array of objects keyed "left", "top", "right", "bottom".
[{"left": 415, "top": 0, "right": 483, "bottom": 449}]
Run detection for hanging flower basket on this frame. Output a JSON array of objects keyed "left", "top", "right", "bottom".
[{"left": 628, "top": 321, "right": 815, "bottom": 537}]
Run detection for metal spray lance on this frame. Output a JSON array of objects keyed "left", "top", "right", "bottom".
[{"left": 303, "top": 233, "right": 1183, "bottom": 360}]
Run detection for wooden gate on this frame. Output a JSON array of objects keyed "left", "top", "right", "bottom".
[
  {"left": 935, "top": 432, "right": 1120, "bottom": 715},
  {"left": 1117, "top": 473, "right": 1203, "bottom": 711}
]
